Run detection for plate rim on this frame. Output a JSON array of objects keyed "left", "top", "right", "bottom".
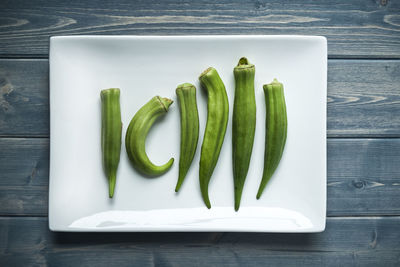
[{"left": 48, "top": 34, "right": 327, "bottom": 232}]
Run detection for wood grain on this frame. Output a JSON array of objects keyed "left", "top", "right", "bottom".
[
  {"left": 0, "top": 0, "right": 399, "bottom": 57},
  {"left": 328, "top": 60, "right": 400, "bottom": 137},
  {"left": 0, "top": 217, "right": 399, "bottom": 266},
  {"left": 1, "top": 2, "right": 399, "bottom": 266},
  {"left": 1, "top": 59, "right": 399, "bottom": 137},
  {"left": 0, "top": 59, "right": 49, "bottom": 136},
  {"left": 328, "top": 138, "right": 400, "bottom": 215},
  {"left": 1, "top": 138, "right": 399, "bottom": 216},
  {"left": 0, "top": 138, "right": 48, "bottom": 215},
  {"left": 3, "top": 251, "right": 399, "bottom": 267}
]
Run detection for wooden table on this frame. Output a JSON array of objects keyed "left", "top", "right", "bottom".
[{"left": 1, "top": 1, "right": 399, "bottom": 266}]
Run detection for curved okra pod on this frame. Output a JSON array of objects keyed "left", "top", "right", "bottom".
[
  {"left": 101, "top": 88, "right": 122, "bottom": 198},
  {"left": 199, "top": 67, "right": 229, "bottom": 209},
  {"left": 257, "top": 79, "right": 287, "bottom": 199},
  {"left": 232, "top": 57, "right": 256, "bottom": 211},
  {"left": 175, "top": 83, "right": 200, "bottom": 192},
  {"left": 125, "top": 96, "right": 174, "bottom": 176}
]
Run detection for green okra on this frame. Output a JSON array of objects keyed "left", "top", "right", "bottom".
[
  {"left": 199, "top": 67, "right": 229, "bottom": 209},
  {"left": 257, "top": 79, "right": 287, "bottom": 199},
  {"left": 101, "top": 88, "right": 122, "bottom": 198},
  {"left": 125, "top": 96, "right": 174, "bottom": 176},
  {"left": 232, "top": 57, "right": 256, "bottom": 211},
  {"left": 175, "top": 83, "right": 200, "bottom": 192}
]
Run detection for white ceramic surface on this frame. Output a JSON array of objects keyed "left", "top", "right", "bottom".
[{"left": 49, "top": 35, "right": 327, "bottom": 232}]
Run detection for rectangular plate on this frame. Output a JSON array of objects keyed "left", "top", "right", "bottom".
[{"left": 49, "top": 35, "right": 327, "bottom": 232}]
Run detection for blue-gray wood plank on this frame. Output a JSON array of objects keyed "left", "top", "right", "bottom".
[
  {"left": 1, "top": 0, "right": 400, "bottom": 266},
  {"left": 0, "top": 0, "right": 399, "bottom": 57},
  {"left": 1, "top": 59, "right": 399, "bottom": 137},
  {"left": 0, "top": 217, "right": 399, "bottom": 266},
  {"left": 0, "top": 59, "right": 49, "bottom": 137}
]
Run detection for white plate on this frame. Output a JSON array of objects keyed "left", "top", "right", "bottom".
[{"left": 49, "top": 35, "right": 327, "bottom": 232}]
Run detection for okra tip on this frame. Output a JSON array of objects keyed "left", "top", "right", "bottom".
[
  {"left": 256, "top": 177, "right": 270, "bottom": 199},
  {"left": 175, "top": 171, "right": 187, "bottom": 192},
  {"left": 234, "top": 202, "right": 240, "bottom": 212},
  {"left": 201, "top": 191, "right": 212, "bottom": 209},
  {"left": 256, "top": 189, "right": 263, "bottom": 200},
  {"left": 174, "top": 181, "right": 182, "bottom": 193},
  {"left": 109, "top": 173, "right": 117, "bottom": 198}
]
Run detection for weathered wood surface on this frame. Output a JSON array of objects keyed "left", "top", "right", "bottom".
[
  {"left": 1, "top": 59, "right": 399, "bottom": 137},
  {"left": 0, "top": 59, "right": 49, "bottom": 137},
  {"left": 0, "top": 0, "right": 400, "bottom": 57},
  {"left": 0, "top": 138, "right": 48, "bottom": 216},
  {"left": 0, "top": 217, "right": 399, "bottom": 266},
  {"left": 327, "top": 138, "right": 400, "bottom": 216},
  {"left": 1, "top": 138, "right": 399, "bottom": 216},
  {"left": 327, "top": 60, "right": 400, "bottom": 137},
  {"left": 1, "top": 1, "right": 400, "bottom": 266}
]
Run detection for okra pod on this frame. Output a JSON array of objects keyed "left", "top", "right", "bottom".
[
  {"left": 199, "top": 67, "right": 229, "bottom": 209},
  {"left": 175, "top": 83, "right": 200, "bottom": 192},
  {"left": 232, "top": 57, "right": 256, "bottom": 211},
  {"left": 101, "top": 88, "right": 122, "bottom": 198},
  {"left": 257, "top": 79, "right": 287, "bottom": 199},
  {"left": 125, "top": 96, "right": 174, "bottom": 176}
]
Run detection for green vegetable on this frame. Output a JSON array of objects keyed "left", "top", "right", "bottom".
[
  {"left": 232, "top": 57, "right": 256, "bottom": 211},
  {"left": 100, "top": 88, "right": 122, "bottom": 198},
  {"left": 125, "top": 96, "right": 174, "bottom": 176},
  {"left": 199, "top": 67, "right": 229, "bottom": 209},
  {"left": 175, "top": 83, "right": 200, "bottom": 192},
  {"left": 257, "top": 79, "right": 287, "bottom": 199}
]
